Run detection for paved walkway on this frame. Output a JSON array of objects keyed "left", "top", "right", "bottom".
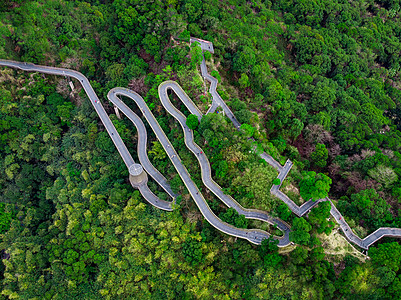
[
  {"left": 195, "top": 39, "right": 401, "bottom": 250},
  {"left": 109, "top": 87, "right": 290, "bottom": 246},
  {"left": 159, "top": 81, "right": 291, "bottom": 244},
  {"left": 2, "top": 45, "right": 401, "bottom": 249}
]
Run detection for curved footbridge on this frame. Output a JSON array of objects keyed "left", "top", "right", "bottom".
[
  {"left": 2, "top": 53, "right": 401, "bottom": 250},
  {"left": 0, "top": 59, "right": 290, "bottom": 246},
  {"left": 193, "top": 39, "right": 401, "bottom": 251}
]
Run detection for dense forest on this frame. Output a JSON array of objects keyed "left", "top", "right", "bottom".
[{"left": 1, "top": 0, "right": 401, "bottom": 298}]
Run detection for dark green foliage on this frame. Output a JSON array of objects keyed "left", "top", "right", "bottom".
[
  {"left": 186, "top": 114, "right": 199, "bottom": 130},
  {"left": 259, "top": 237, "right": 282, "bottom": 268},
  {"left": 183, "top": 238, "right": 204, "bottom": 266},
  {"left": 0, "top": 204, "right": 11, "bottom": 234},
  {"left": 308, "top": 201, "right": 335, "bottom": 235},
  {"left": 310, "top": 143, "right": 328, "bottom": 168},
  {"left": 219, "top": 208, "right": 248, "bottom": 229},
  {"left": 289, "top": 217, "right": 312, "bottom": 245}
]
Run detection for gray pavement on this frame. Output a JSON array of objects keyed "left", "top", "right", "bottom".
[
  {"left": 107, "top": 87, "right": 289, "bottom": 246},
  {"left": 0, "top": 60, "right": 173, "bottom": 211},
  {"left": 193, "top": 38, "right": 401, "bottom": 250},
  {"left": 158, "top": 81, "right": 291, "bottom": 244},
  {"left": 107, "top": 90, "right": 177, "bottom": 202},
  {"left": 2, "top": 55, "right": 401, "bottom": 250}
]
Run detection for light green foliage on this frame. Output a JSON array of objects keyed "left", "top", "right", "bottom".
[
  {"left": 105, "top": 63, "right": 124, "bottom": 81},
  {"left": 239, "top": 73, "right": 250, "bottom": 88},
  {"left": 240, "top": 123, "right": 254, "bottom": 138},
  {"left": 310, "top": 143, "right": 328, "bottom": 168},
  {"left": 232, "top": 163, "right": 278, "bottom": 211},
  {"left": 233, "top": 46, "right": 256, "bottom": 73},
  {"left": 299, "top": 171, "right": 332, "bottom": 201},
  {"left": 259, "top": 237, "right": 282, "bottom": 268},
  {"left": 210, "top": 69, "right": 221, "bottom": 81},
  {"left": 368, "top": 165, "right": 398, "bottom": 189},
  {"left": 183, "top": 238, "right": 204, "bottom": 266},
  {"left": 178, "top": 29, "right": 190, "bottom": 42},
  {"left": 273, "top": 178, "right": 281, "bottom": 186},
  {"left": 149, "top": 141, "right": 167, "bottom": 160}
]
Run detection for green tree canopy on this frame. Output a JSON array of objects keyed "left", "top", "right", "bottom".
[
  {"left": 219, "top": 208, "right": 248, "bottom": 229},
  {"left": 289, "top": 217, "right": 312, "bottom": 245},
  {"left": 310, "top": 143, "right": 328, "bottom": 168},
  {"left": 299, "top": 171, "right": 332, "bottom": 201},
  {"left": 186, "top": 114, "right": 199, "bottom": 130}
]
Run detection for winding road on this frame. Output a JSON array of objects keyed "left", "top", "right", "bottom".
[
  {"left": 2, "top": 38, "right": 401, "bottom": 250},
  {"left": 0, "top": 59, "right": 290, "bottom": 246},
  {"left": 192, "top": 41, "right": 401, "bottom": 250}
]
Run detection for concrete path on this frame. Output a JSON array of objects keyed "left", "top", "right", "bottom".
[
  {"left": 0, "top": 60, "right": 173, "bottom": 211},
  {"left": 194, "top": 39, "right": 401, "bottom": 250},
  {"left": 108, "top": 87, "right": 290, "bottom": 246},
  {"left": 2, "top": 54, "right": 401, "bottom": 250},
  {"left": 159, "top": 81, "right": 291, "bottom": 244}
]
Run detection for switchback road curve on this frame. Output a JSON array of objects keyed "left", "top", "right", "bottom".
[
  {"left": 2, "top": 57, "right": 401, "bottom": 250},
  {"left": 196, "top": 47, "right": 401, "bottom": 251},
  {"left": 0, "top": 59, "right": 289, "bottom": 246}
]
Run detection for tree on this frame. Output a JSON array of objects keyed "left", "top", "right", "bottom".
[
  {"left": 273, "top": 178, "right": 281, "bottom": 186},
  {"left": 308, "top": 201, "right": 334, "bottom": 234},
  {"left": 310, "top": 143, "right": 328, "bottom": 168},
  {"left": 369, "top": 242, "right": 401, "bottom": 272},
  {"left": 289, "top": 217, "right": 312, "bottom": 245},
  {"left": 186, "top": 114, "right": 199, "bottom": 130},
  {"left": 183, "top": 238, "right": 204, "bottom": 266},
  {"left": 259, "top": 237, "right": 282, "bottom": 268},
  {"left": 239, "top": 73, "right": 250, "bottom": 88},
  {"left": 204, "top": 51, "right": 211, "bottom": 61},
  {"left": 240, "top": 123, "right": 254, "bottom": 138},
  {"left": 149, "top": 141, "right": 167, "bottom": 160},
  {"left": 299, "top": 171, "right": 332, "bottom": 201},
  {"left": 178, "top": 29, "right": 190, "bottom": 42},
  {"left": 368, "top": 165, "right": 398, "bottom": 189},
  {"left": 219, "top": 208, "right": 248, "bottom": 229}
]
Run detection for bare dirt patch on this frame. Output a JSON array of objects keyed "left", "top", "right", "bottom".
[
  {"left": 318, "top": 228, "right": 367, "bottom": 263},
  {"left": 278, "top": 243, "right": 297, "bottom": 254},
  {"left": 282, "top": 182, "right": 303, "bottom": 205},
  {"left": 128, "top": 76, "right": 148, "bottom": 96}
]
